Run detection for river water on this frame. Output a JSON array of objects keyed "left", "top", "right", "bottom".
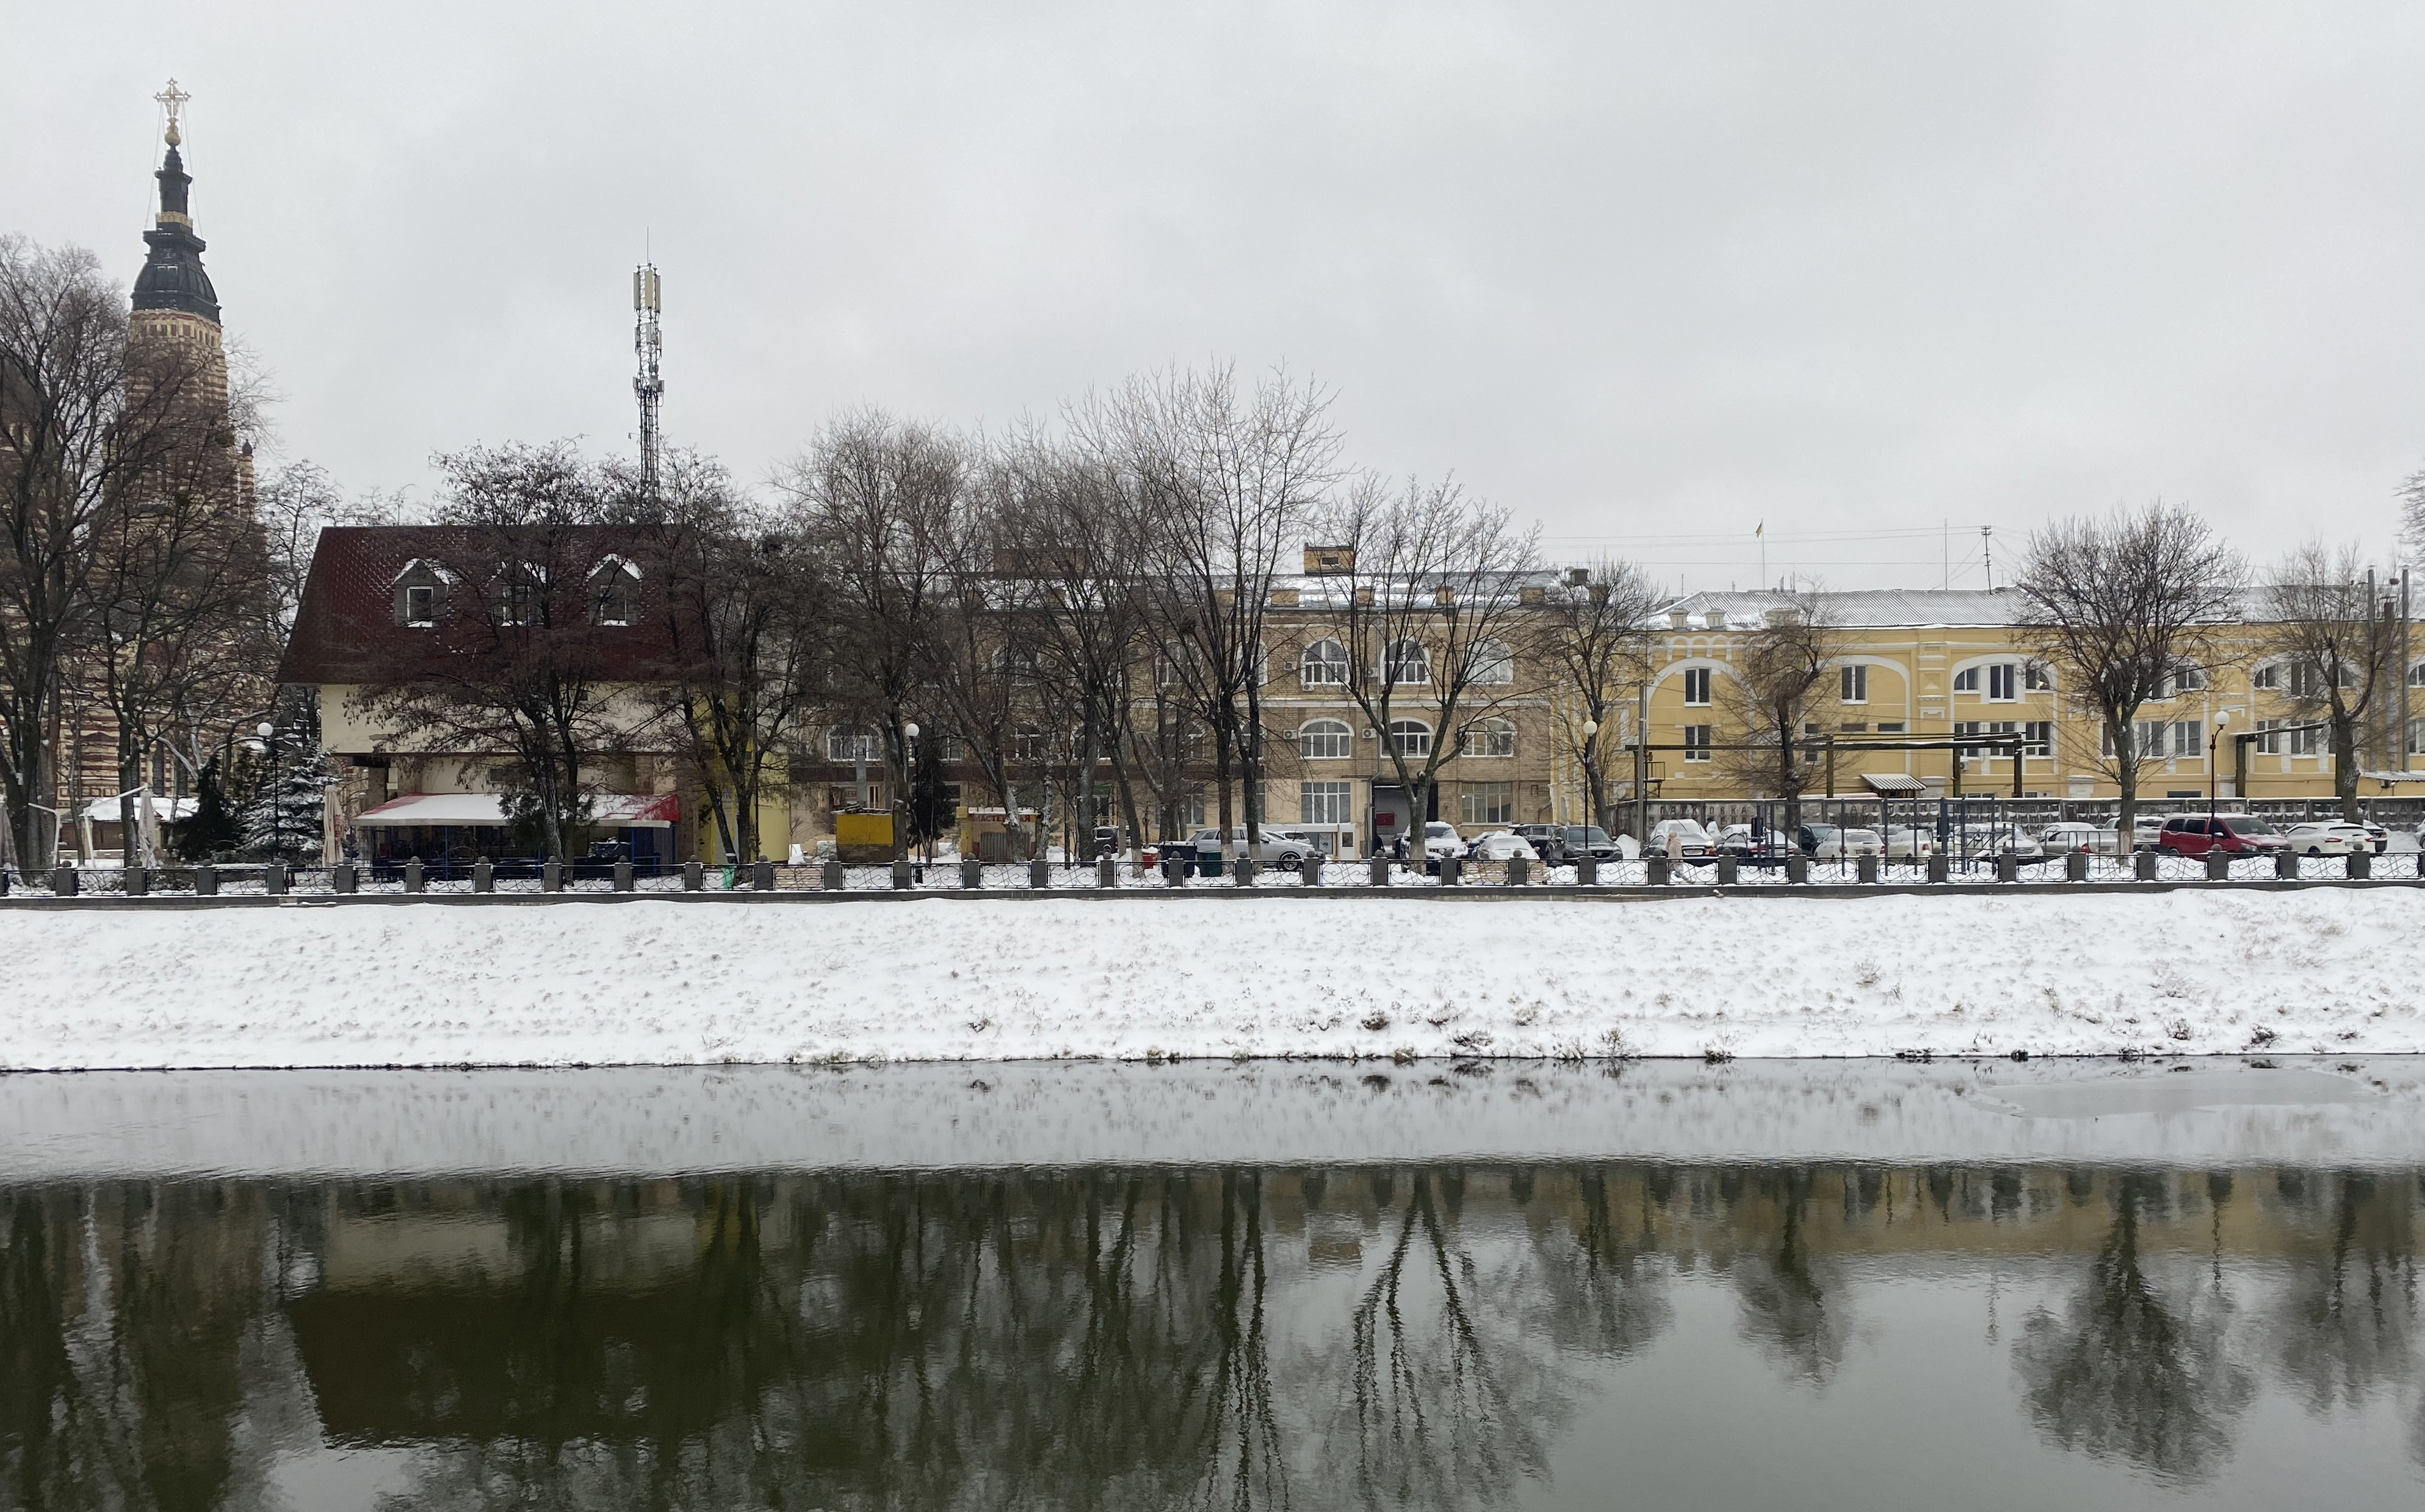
[{"left": 2, "top": 1059, "right": 2420, "bottom": 1510}]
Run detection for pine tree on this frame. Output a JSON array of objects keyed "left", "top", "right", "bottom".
[{"left": 239, "top": 691, "right": 334, "bottom": 861}]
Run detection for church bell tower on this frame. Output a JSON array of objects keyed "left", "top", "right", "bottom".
[{"left": 129, "top": 80, "right": 229, "bottom": 414}]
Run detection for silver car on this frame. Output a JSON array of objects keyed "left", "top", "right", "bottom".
[{"left": 1186, "top": 827, "right": 1315, "bottom": 868}]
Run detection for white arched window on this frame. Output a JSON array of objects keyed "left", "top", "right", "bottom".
[
  {"left": 1459, "top": 717, "right": 1515, "bottom": 757},
  {"left": 1471, "top": 638, "right": 1514, "bottom": 685},
  {"left": 1299, "top": 719, "right": 1353, "bottom": 760},
  {"left": 1385, "top": 639, "right": 1431, "bottom": 686},
  {"left": 1389, "top": 719, "right": 1433, "bottom": 757},
  {"left": 827, "top": 727, "right": 883, "bottom": 763},
  {"left": 1300, "top": 638, "right": 1348, "bottom": 686},
  {"left": 2406, "top": 660, "right": 2425, "bottom": 688}
]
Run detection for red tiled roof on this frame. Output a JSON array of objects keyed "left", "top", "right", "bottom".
[{"left": 276, "top": 525, "right": 681, "bottom": 685}]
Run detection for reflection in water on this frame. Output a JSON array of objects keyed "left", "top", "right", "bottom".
[{"left": 0, "top": 1162, "right": 2418, "bottom": 1509}]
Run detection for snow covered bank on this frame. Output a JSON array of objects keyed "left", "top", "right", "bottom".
[
  {"left": 3, "top": 888, "right": 2422, "bottom": 1068},
  {"left": 3, "top": 1059, "right": 2418, "bottom": 1179}
]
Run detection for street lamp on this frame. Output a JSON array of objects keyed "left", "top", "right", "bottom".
[
  {"left": 902, "top": 722, "right": 922, "bottom": 875},
  {"left": 1580, "top": 719, "right": 1599, "bottom": 831},
  {"left": 256, "top": 720, "right": 278, "bottom": 863},
  {"left": 2207, "top": 709, "right": 2232, "bottom": 832}
]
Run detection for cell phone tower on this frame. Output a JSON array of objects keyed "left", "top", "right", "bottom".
[{"left": 633, "top": 262, "right": 663, "bottom": 499}]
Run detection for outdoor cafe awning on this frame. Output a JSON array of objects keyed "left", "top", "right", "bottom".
[
  {"left": 352, "top": 793, "right": 680, "bottom": 829},
  {"left": 1861, "top": 774, "right": 1931, "bottom": 796}
]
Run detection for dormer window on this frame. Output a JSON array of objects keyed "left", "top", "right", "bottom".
[
  {"left": 390, "top": 560, "right": 452, "bottom": 628},
  {"left": 590, "top": 556, "right": 642, "bottom": 627}
]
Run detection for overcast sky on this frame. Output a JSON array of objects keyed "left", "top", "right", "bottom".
[{"left": 9, "top": 1, "right": 2423, "bottom": 590}]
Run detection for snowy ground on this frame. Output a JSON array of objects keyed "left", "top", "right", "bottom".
[{"left": 2, "top": 887, "right": 2422, "bottom": 1069}]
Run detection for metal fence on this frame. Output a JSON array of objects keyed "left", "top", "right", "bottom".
[{"left": 2, "top": 846, "right": 2414, "bottom": 898}]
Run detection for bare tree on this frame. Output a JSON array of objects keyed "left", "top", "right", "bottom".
[
  {"left": 628, "top": 452, "right": 825, "bottom": 863},
  {"left": 1310, "top": 475, "right": 1542, "bottom": 844},
  {"left": 989, "top": 431, "right": 1153, "bottom": 859},
  {"left": 2015, "top": 505, "right": 2242, "bottom": 838},
  {"left": 0, "top": 237, "right": 253, "bottom": 870},
  {"left": 778, "top": 409, "right": 963, "bottom": 858},
  {"left": 1529, "top": 558, "right": 1661, "bottom": 833},
  {"left": 1715, "top": 592, "right": 1839, "bottom": 832},
  {"left": 354, "top": 442, "right": 648, "bottom": 861},
  {"left": 919, "top": 482, "right": 1045, "bottom": 854},
  {"left": 2261, "top": 542, "right": 2398, "bottom": 820},
  {"left": 1097, "top": 365, "right": 1339, "bottom": 859}
]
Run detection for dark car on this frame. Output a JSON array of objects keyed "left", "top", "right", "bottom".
[{"left": 1512, "top": 824, "right": 1625, "bottom": 865}]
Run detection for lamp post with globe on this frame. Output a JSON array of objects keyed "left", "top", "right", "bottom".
[
  {"left": 1580, "top": 718, "right": 1599, "bottom": 838},
  {"left": 903, "top": 722, "right": 922, "bottom": 877},
  {"left": 256, "top": 721, "right": 278, "bottom": 862}
]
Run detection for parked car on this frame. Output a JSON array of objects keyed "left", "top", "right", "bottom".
[
  {"left": 2087, "top": 816, "right": 2166, "bottom": 855},
  {"left": 1511, "top": 824, "right": 1630, "bottom": 864},
  {"left": 1796, "top": 824, "right": 1882, "bottom": 859},
  {"left": 2358, "top": 820, "right": 2390, "bottom": 852},
  {"left": 1185, "top": 827, "right": 1315, "bottom": 869},
  {"left": 1882, "top": 825, "right": 1936, "bottom": 862},
  {"left": 1646, "top": 818, "right": 1719, "bottom": 860},
  {"left": 2037, "top": 822, "right": 2097, "bottom": 855},
  {"left": 1718, "top": 823, "right": 1790, "bottom": 863},
  {"left": 1465, "top": 830, "right": 1539, "bottom": 862},
  {"left": 2282, "top": 821, "right": 2371, "bottom": 856},
  {"left": 2156, "top": 814, "right": 2285, "bottom": 857},
  {"left": 1950, "top": 827, "right": 2046, "bottom": 861},
  {"left": 1421, "top": 821, "right": 1469, "bottom": 866}
]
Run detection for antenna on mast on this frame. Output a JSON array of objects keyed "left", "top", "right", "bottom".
[
  {"left": 1980, "top": 525, "right": 1995, "bottom": 592},
  {"left": 633, "top": 261, "right": 663, "bottom": 500}
]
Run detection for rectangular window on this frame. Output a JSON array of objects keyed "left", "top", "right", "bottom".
[
  {"left": 2023, "top": 721, "right": 2052, "bottom": 758},
  {"left": 1683, "top": 725, "right": 1712, "bottom": 761},
  {"left": 1838, "top": 722, "right": 1868, "bottom": 734},
  {"left": 1953, "top": 667, "right": 1979, "bottom": 693},
  {"left": 1683, "top": 668, "right": 1711, "bottom": 706},
  {"left": 1460, "top": 782, "right": 1514, "bottom": 826},
  {"left": 2409, "top": 719, "right": 2425, "bottom": 756},
  {"left": 1840, "top": 664, "right": 1867, "bottom": 703},
  {"left": 404, "top": 585, "right": 435, "bottom": 625},
  {"left": 2292, "top": 724, "right": 2325, "bottom": 757},
  {"left": 2172, "top": 720, "right": 2202, "bottom": 758},
  {"left": 2256, "top": 718, "right": 2282, "bottom": 755},
  {"left": 1876, "top": 721, "right": 1906, "bottom": 734},
  {"left": 1987, "top": 663, "right": 2017, "bottom": 701},
  {"left": 1954, "top": 720, "right": 1986, "bottom": 760},
  {"left": 2025, "top": 662, "right": 2051, "bottom": 691},
  {"left": 1181, "top": 788, "right": 1207, "bottom": 828},
  {"left": 2169, "top": 665, "right": 2206, "bottom": 696},
  {"left": 1299, "top": 781, "right": 1353, "bottom": 826}
]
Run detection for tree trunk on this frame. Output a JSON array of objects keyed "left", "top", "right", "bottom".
[{"left": 2333, "top": 712, "right": 2361, "bottom": 821}]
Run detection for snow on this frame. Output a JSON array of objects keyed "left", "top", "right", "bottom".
[
  {"left": 2, "top": 1057, "right": 2416, "bottom": 1179},
  {"left": 2, "top": 887, "right": 2423, "bottom": 1070}
]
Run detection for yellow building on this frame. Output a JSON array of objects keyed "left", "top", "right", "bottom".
[{"left": 1624, "top": 588, "right": 2420, "bottom": 815}]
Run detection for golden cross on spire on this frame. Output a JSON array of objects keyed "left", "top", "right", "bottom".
[{"left": 154, "top": 79, "right": 190, "bottom": 145}]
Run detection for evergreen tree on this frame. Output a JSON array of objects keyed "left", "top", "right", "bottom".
[
  {"left": 238, "top": 691, "right": 334, "bottom": 862},
  {"left": 176, "top": 758, "right": 240, "bottom": 861}
]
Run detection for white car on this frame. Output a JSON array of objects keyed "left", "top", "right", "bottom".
[
  {"left": 1951, "top": 828, "right": 2045, "bottom": 861},
  {"left": 1646, "top": 818, "right": 1719, "bottom": 859},
  {"left": 1421, "top": 821, "right": 1470, "bottom": 863},
  {"left": 1883, "top": 825, "right": 1936, "bottom": 862},
  {"left": 1798, "top": 824, "right": 1882, "bottom": 859},
  {"left": 2037, "top": 822, "right": 2097, "bottom": 855},
  {"left": 2283, "top": 821, "right": 2370, "bottom": 856},
  {"left": 2090, "top": 815, "right": 2167, "bottom": 854},
  {"left": 1185, "top": 827, "right": 1314, "bottom": 868},
  {"left": 1465, "top": 830, "right": 1539, "bottom": 862}
]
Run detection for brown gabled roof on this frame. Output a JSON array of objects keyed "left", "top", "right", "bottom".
[{"left": 277, "top": 525, "right": 682, "bottom": 685}]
